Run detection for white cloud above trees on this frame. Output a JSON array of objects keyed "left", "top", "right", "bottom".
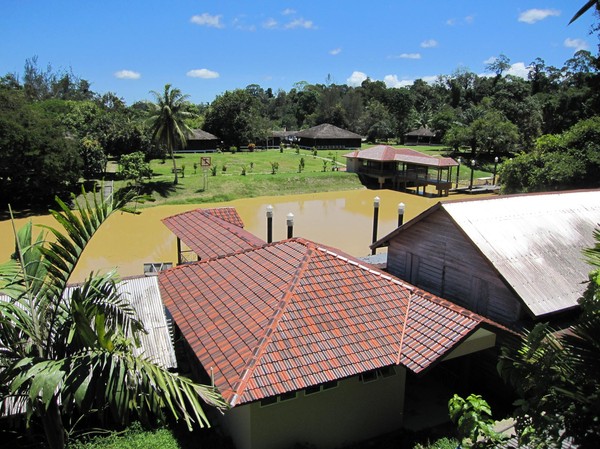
[
  {"left": 346, "top": 71, "right": 367, "bottom": 87},
  {"left": 564, "top": 38, "right": 589, "bottom": 52},
  {"left": 114, "top": 70, "right": 140, "bottom": 79},
  {"left": 518, "top": 9, "right": 560, "bottom": 24},
  {"left": 190, "top": 13, "right": 224, "bottom": 28},
  {"left": 186, "top": 69, "right": 220, "bottom": 79}
]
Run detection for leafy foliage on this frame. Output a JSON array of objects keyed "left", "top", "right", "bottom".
[
  {"left": 0, "top": 188, "right": 227, "bottom": 449},
  {"left": 448, "top": 394, "right": 504, "bottom": 448},
  {"left": 498, "top": 228, "right": 600, "bottom": 448}
]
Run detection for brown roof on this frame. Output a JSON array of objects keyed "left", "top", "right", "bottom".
[
  {"left": 295, "top": 123, "right": 362, "bottom": 140},
  {"left": 405, "top": 127, "right": 436, "bottom": 137},
  {"left": 189, "top": 129, "right": 220, "bottom": 140},
  {"left": 159, "top": 238, "right": 505, "bottom": 406},
  {"left": 162, "top": 207, "right": 265, "bottom": 260},
  {"left": 344, "top": 145, "right": 457, "bottom": 167}
]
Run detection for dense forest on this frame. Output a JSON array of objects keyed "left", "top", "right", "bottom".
[{"left": 1, "top": 48, "right": 599, "bottom": 207}]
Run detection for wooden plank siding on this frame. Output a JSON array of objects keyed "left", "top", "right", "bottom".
[{"left": 386, "top": 209, "right": 523, "bottom": 326}]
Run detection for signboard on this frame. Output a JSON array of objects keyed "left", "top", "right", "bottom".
[{"left": 200, "top": 157, "right": 211, "bottom": 167}]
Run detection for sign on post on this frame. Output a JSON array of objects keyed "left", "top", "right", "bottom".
[{"left": 200, "top": 157, "right": 211, "bottom": 191}]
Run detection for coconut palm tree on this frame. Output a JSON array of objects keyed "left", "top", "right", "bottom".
[
  {"left": 148, "top": 84, "right": 195, "bottom": 185},
  {"left": 0, "top": 189, "right": 226, "bottom": 449}
]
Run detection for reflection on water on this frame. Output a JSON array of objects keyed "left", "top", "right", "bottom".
[{"left": 0, "top": 190, "right": 489, "bottom": 283}]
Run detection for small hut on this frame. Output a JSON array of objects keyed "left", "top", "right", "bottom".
[
  {"left": 295, "top": 123, "right": 361, "bottom": 150},
  {"left": 183, "top": 129, "right": 220, "bottom": 152},
  {"left": 404, "top": 127, "right": 436, "bottom": 145}
]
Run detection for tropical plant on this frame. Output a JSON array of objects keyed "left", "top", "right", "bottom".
[
  {"left": 448, "top": 393, "right": 504, "bottom": 448},
  {"left": 0, "top": 188, "right": 226, "bottom": 449},
  {"left": 148, "top": 84, "right": 195, "bottom": 185},
  {"left": 498, "top": 228, "right": 600, "bottom": 449}
]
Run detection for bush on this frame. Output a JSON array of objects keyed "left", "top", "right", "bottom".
[
  {"left": 229, "top": 146, "right": 237, "bottom": 153},
  {"left": 69, "top": 422, "right": 181, "bottom": 449},
  {"left": 248, "top": 143, "right": 256, "bottom": 152},
  {"left": 211, "top": 165, "right": 217, "bottom": 176}
]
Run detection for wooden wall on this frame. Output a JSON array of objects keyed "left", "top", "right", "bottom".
[{"left": 386, "top": 209, "right": 524, "bottom": 326}]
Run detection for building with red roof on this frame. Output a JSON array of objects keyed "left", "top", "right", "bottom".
[
  {"left": 158, "top": 235, "right": 508, "bottom": 449},
  {"left": 344, "top": 145, "right": 458, "bottom": 196}
]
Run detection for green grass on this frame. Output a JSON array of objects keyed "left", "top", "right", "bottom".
[{"left": 109, "top": 145, "right": 493, "bottom": 207}]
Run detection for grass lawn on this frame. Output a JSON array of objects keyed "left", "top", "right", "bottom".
[{"left": 108, "top": 145, "right": 495, "bottom": 208}]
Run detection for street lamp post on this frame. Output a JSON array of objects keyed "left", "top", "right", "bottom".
[
  {"left": 286, "top": 213, "right": 294, "bottom": 239},
  {"left": 371, "top": 196, "right": 380, "bottom": 255},
  {"left": 493, "top": 156, "right": 499, "bottom": 185},
  {"left": 469, "top": 159, "right": 475, "bottom": 191},
  {"left": 455, "top": 157, "right": 461, "bottom": 188},
  {"left": 398, "top": 202, "right": 405, "bottom": 227},
  {"left": 266, "top": 205, "right": 273, "bottom": 243}
]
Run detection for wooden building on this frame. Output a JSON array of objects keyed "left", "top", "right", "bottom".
[
  {"left": 295, "top": 123, "right": 362, "bottom": 150},
  {"left": 404, "top": 127, "right": 437, "bottom": 145},
  {"left": 182, "top": 129, "right": 220, "bottom": 152},
  {"left": 371, "top": 190, "right": 600, "bottom": 328},
  {"left": 344, "top": 145, "right": 458, "bottom": 196}
]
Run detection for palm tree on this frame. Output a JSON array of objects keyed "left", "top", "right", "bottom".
[
  {"left": 0, "top": 189, "right": 226, "bottom": 449},
  {"left": 569, "top": 1, "right": 600, "bottom": 24},
  {"left": 148, "top": 84, "right": 195, "bottom": 185}
]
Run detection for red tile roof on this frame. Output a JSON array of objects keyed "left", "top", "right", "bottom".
[
  {"left": 162, "top": 207, "right": 265, "bottom": 260},
  {"left": 159, "top": 238, "right": 503, "bottom": 406},
  {"left": 344, "top": 145, "right": 458, "bottom": 167}
]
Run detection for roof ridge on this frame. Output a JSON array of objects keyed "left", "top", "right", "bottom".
[{"left": 229, "top": 241, "right": 314, "bottom": 406}]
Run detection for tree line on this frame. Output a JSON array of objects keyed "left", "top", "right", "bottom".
[{"left": 1, "top": 49, "right": 599, "bottom": 207}]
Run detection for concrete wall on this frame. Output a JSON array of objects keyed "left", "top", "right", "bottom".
[{"left": 221, "top": 367, "right": 407, "bottom": 449}]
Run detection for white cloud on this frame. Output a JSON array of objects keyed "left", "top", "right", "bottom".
[
  {"left": 285, "top": 18, "right": 315, "bottom": 29},
  {"left": 186, "top": 69, "right": 220, "bottom": 79},
  {"left": 446, "top": 18, "right": 456, "bottom": 26},
  {"left": 346, "top": 71, "right": 367, "bottom": 87},
  {"left": 446, "top": 15, "right": 474, "bottom": 26},
  {"left": 393, "top": 53, "right": 421, "bottom": 60},
  {"left": 384, "top": 74, "right": 438, "bottom": 88},
  {"left": 329, "top": 48, "right": 342, "bottom": 56},
  {"left": 420, "top": 39, "right": 438, "bottom": 48},
  {"left": 483, "top": 56, "right": 497, "bottom": 65},
  {"left": 464, "top": 15, "right": 475, "bottom": 24},
  {"left": 190, "top": 13, "right": 224, "bottom": 28},
  {"left": 282, "top": 8, "right": 296, "bottom": 16},
  {"left": 564, "top": 37, "right": 589, "bottom": 51},
  {"left": 506, "top": 62, "right": 530, "bottom": 78},
  {"left": 114, "top": 70, "right": 140, "bottom": 80},
  {"left": 518, "top": 9, "right": 560, "bottom": 24},
  {"left": 263, "top": 18, "right": 278, "bottom": 29}
]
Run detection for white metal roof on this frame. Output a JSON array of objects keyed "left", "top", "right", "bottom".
[{"left": 443, "top": 190, "right": 600, "bottom": 317}]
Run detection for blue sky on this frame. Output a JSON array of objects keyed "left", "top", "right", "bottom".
[{"left": 1, "top": 1, "right": 596, "bottom": 105}]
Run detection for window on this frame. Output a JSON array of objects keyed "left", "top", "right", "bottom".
[
  {"left": 279, "top": 391, "right": 297, "bottom": 401},
  {"left": 260, "top": 396, "right": 277, "bottom": 407},
  {"left": 322, "top": 380, "right": 338, "bottom": 390},
  {"left": 359, "top": 369, "right": 378, "bottom": 383},
  {"left": 304, "top": 385, "right": 321, "bottom": 395},
  {"left": 379, "top": 366, "right": 396, "bottom": 378},
  {"left": 303, "top": 380, "right": 339, "bottom": 396}
]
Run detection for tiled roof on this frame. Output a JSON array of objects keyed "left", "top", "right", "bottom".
[
  {"left": 189, "top": 129, "right": 219, "bottom": 140},
  {"left": 159, "top": 238, "right": 502, "bottom": 406},
  {"left": 343, "top": 145, "right": 457, "bottom": 167},
  {"left": 162, "top": 207, "right": 265, "bottom": 260}
]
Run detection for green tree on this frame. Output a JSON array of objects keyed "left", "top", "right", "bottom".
[
  {"left": 148, "top": 84, "right": 194, "bottom": 185},
  {"left": 119, "top": 151, "right": 152, "bottom": 185},
  {"left": 448, "top": 393, "right": 504, "bottom": 448},
  {"left": 80, "top": 137, "right": 107, "bottom": 179},
  {"left": 0, "top": 89, "right": 82, "bottom": 207},
  {"left": 498, "top": 228, "right": 600, "bottom": 448},
  {"left": 0, "top": 190, "right": 226, "bottom": 449}
]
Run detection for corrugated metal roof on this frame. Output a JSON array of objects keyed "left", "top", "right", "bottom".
[
  {"left": 442, "top": 190, "right": 600, "bottom": 317},
  {"left": 159, "top": 238, "right": 505, "bottom": 406}
]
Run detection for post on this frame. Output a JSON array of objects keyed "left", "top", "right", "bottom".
[
  {"left": 266, "top": 205, "right": 273, "bottom": 243},
  {"left": 455, "top": 157, "right": 461, "bottom": 188},
  {"left": 493, "top": 156, "right": 499, "bottom": 185},
  {"left": 469, "top": 159, "right": 475, "bottom": 191},
  {"left": 398, "top": 202, "right": 405, "bottom": 227},
  {"left": 286, "top": 213, "right": 294, "bottom": 239},
  {"left": 371, "top": 196, "right": 380, "bottom": 255}
]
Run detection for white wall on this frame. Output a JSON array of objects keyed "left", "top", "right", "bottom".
[{"left": 221, "top": 367, "right": 406, "bottom": 449}]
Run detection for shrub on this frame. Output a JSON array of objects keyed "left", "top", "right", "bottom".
[
  {"left": 222, "top": 164, "right": 227, "bottom": 172},
  {"left": 211, "top": 165, "right": 217, "bottom": 176},
  {"left": 270, "top": 161, "right": 279, "bottom": 174},
  {"left": 248, "top": 143, "right": 256, "bottom": 152},
  {"left": 241, "top": 165, "right": 246, "bottom": 176},
  {"left": 229, "top": 146, "right": 237, "bottom": 153}
]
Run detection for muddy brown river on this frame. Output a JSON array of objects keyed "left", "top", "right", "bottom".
[{"left": 1, "top": 190, "right": 488, "bottom": 283}]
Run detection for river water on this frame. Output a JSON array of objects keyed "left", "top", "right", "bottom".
[{"left": 1, "top": 189, "right": 487, "bottom": 283}]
